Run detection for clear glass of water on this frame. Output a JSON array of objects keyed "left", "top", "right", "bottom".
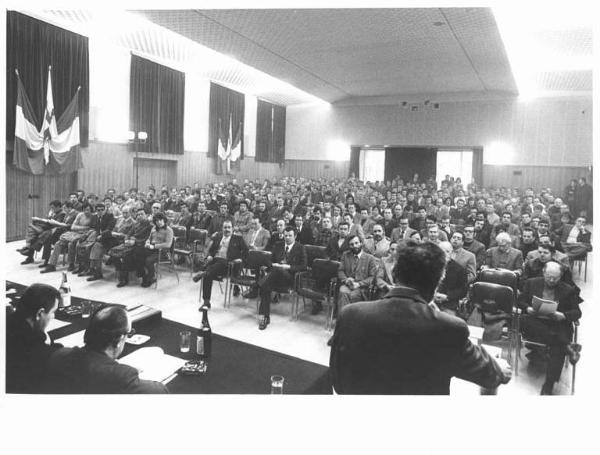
[
  {"left": 270, "top": 375, "right": 284, "bottom": 394},
  {"left": 81, "top": 300, "right": 92, "bottom": 319},
  {"left": 179, "top": 330, "right": 191, "bottom": 353}
]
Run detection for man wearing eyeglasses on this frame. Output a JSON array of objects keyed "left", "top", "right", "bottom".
[{"left": 46, "top": 305, "right": 168, "bottom": 394}]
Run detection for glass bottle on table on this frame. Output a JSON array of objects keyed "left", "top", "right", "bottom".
[
  {"left": 58, "top": 271, "right": 71, "bottom": 307},
  {"left": 197, "top": 307, "right": 212, "bottom": 359}
]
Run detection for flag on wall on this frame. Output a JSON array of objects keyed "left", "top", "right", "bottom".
[
  {"left": 215, "top": 114, "right": 243, "bottom": 175},
  {"left": 13, "top": 67, "right": 83, "bottom": 175}
]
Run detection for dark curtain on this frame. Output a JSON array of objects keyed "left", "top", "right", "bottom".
[
  {"left": 272, "top": 104, "right": 286, "bottom": 164},
  {"left": 349, "top": 146, "right": 361, "bottom": 178},
  {"left": 6, "top": 11, "right": 89, "bottom": 151},
  {"left": 255, "top": 99, "right": 273, "bottom": 162},
  {"left": 208, "top": 82, "right": 245, "bottom": 174},
  {"left": 472, "top": 147, "right": 484, "bottom": 186},
  {"left": 384, "top": 147, "right": 437, "bottom": 183},
  {"left": 129, "top": 54, "right": 185, "bottom": 155},
  {"left": 255, "top": 99, "right": 285, "bottom": 163}
]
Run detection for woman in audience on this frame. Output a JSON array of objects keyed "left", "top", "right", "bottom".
[{"left": 140, "top": 212, "right": 174, "bottom": 287}]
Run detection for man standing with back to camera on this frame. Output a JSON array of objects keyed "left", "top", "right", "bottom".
[{"left": 330, "top": 241, "right": 512, "bottom": 394}]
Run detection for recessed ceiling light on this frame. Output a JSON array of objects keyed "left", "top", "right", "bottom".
[{"left": 433, "top": 21, "right": 445, "bottom": 27}]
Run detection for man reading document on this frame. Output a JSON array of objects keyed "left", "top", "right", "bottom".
[{"left": 518, "top": 261, "right": 582, "bottom": 395}]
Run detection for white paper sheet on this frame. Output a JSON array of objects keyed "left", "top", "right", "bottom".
[
  {"left": 118, "top": 347, "right": 186, "bottom": 383},
  {"left": 468, "top": 325, "right": 484, "bottom": 340},
  {"left": 55, "top": 330, "right": 86, "bottom": 348},
  {"left": 47, "top": 318, "right": 71, "bottom": 332}
]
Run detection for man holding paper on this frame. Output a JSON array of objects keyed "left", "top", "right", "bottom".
[{"left": 518, "top": 261, "right": 582, "bottom": 395}]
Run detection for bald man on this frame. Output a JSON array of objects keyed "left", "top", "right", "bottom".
[
  {"left": 518, "top": 261, "right": 582, "bottom": 395},
  {"left": 46, "top": 306, "right": 168, "bottom": 394}
]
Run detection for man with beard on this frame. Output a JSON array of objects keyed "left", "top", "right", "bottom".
[
  {"left": 337, "top": 235, "right": 379, "bottom": 310},
  {"left": 362, "top": 224, "right": 391, "bottom": 258}
]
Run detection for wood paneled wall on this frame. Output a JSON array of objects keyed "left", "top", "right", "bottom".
[
  {"left": 5, "top": 164, "right": 77, "bottom": 241},
  {"left": 77, "top": 141, "right": 350, "bottom": 195},
  {"left": 482, "top": 165, "right": 592, "bottom": 195}
]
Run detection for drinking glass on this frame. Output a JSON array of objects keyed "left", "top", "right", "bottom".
[
  {"left": 81, "top": 300, "right": 92, "bottom": 319},
  {"left": 179, "top": 330, "right": 192, "bottom": 353},
  {"left": 270, "top": 375, "right": 284, "bottom": 394}
]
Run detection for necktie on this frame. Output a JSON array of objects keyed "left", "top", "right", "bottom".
[{"left": 352, "top": 255, "right": 359, "bottom": 274}]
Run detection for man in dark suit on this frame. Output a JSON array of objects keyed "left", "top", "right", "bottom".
[
  {"left": 46, "top": 305, "right": 167, "bottom": 393},
  {"left": 435, "top": 241, "right": 468, "bottom": 314},
  {"left": 6, "top": 284, "right": 62, "bottom": 393},
  {"left": 294, "top": 215, "right": 314, "bottom": 245},
  {"left": 518, "top": 261, "right": 582, "bottom": 395},
  {"left": 18, "top": 200, "right": 65, "bottom": 265},
  {"left": 192, "top": 220, "right": 248, "bottom": 308},
  {"left": 463, "top": 224, "right": 486, "bottom": 270},
  {"left": 330, "top": 241, "right": 512, "bottom": 394},
  {"left": 326, "top": 221, "right": 351, "bottom": 260},
  {"left": 257, "top": 226, "right": 307, "bottom": 330}
]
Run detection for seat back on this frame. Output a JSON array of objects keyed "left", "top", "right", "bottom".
[
  {"left": 470, "top": 282, "right": 514, "bottom": 314},
  {"left": 305, "top": 245, "right": 328, "bottom": 268},
  {"left": 479, "top": 268, "right": 518, "bottom": 292},
  {"left": 189, "top": 228, "right": 208, "bottom": 246},
  {"left": 172, "top": 225, "right": 188, "bottom": 247},
  {"left": 312, "top": 259, "right": 340, "bottom": 290},
  {"left": 245, "top": 250, "right": 273, "bottom": 270}
]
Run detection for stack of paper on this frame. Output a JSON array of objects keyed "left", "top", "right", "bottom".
[
  {"left": 55, "top": 330, "right": 85, "bottom": 348},
  {"left": 532, "top": 296, "right": 558, "bottom": 316},
  {"left": 118, "top": 347, "right": 186, "bottom": 384}
]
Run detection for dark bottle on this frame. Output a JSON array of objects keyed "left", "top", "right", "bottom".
[{"left": 197, "top": 307, "right": 212, "bottom": 358}]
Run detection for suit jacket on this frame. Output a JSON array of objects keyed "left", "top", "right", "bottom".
[
  {"left": 338, "top": 250, "right": 379, "bottom": 288},
  {"left": 266, "top": 230, "right": 286, "bottom": 252},
  {"left": 390, "top": 226, "right": 417, "bottom": 243},
  {"left": 560, "top": 224, "right": 592, "bottom": 245},
  {"left": 208, "top": 233, "right": 249, "bottom": 262},
  {"left": 484, "top": 247, "right": 523, "bottom": 274},
  {"left": 271, "top": 241, "right": 307, "bottom": 274},
  {"left": 243, "top": 227, "right": 271, "bottom": 251},
  {"left": 330, "top": 286, "right": 507, "bottom": 394},
  {"left": 326, "top": 234, "right": 350, "bottom": 261},
  {"left": 464, "top": 239, "right": 486, "bottom": 270},
  {"left": 437, "top": 259, "right": 468, "bottom": 309},
  {"left": 362, "top": 237, "right": 391, "bottom": 258},
  {"left": 450, "top": 248, "right": 477, "bottom": 283},
  {"left": 296, "top": 224, "right": 315, "bottom": 245},
  {"left": 46, "top": 347, "right": 168, "bottom": 394},
  {"left": 518, "top": 278, "right": 582, "bottom": 327},
  {"left": 6, "top": 313, "right": 62, "bottom": 393}
]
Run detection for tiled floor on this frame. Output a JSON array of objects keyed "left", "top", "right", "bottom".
[{"left": 4, "top": 240, "right": 594, "bottom": 395}]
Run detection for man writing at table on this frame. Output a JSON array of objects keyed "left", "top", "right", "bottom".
[
  {"left": 46, "top": 305, "right": 168, "bottom": 394},
  {"left": 518, "top": 261, "right": 582, "bottom": 395}
]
